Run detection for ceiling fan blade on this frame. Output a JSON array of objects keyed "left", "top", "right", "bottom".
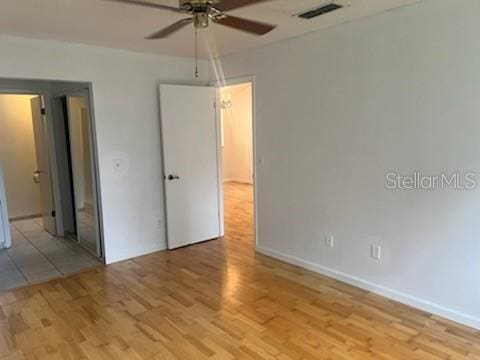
[
  {"left": 215, "top": 0, "right": 271, "bottom": 12},
  {"left": 214, "top": 15, "right": 276, "bottom": 35},
  {"left": 106, "top": 0, "right": 179, "bottom": 12},
  {"left": 146, "top": 18, "right": 193, "bottom": 39}
]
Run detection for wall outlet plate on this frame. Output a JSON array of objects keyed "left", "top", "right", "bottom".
[
  {"left": 325, "top": 235, "right": 334, "bottom": 248},
  {"left": 371, "top": 245, "right": 382, "bottom": 260}
]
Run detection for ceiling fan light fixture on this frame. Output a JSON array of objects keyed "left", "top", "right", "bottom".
[
  {"left": 179, "top": 0, "right": 213, "bottom": 12},
  {"left": 107, "top": 0, "right": 277, "bottom": 76},
  {"left": 194, "top": 13, "right": 210, "bottom": 28},
  {"left": 108, "top": 0, "right": 276, "bottom": 36}
]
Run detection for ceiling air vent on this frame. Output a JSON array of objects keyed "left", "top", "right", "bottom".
[{"left": 297, "top": 3, "right": 343, "bottom": 19}]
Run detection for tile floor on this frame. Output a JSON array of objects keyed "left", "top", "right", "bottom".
[{"left": 0, "top": 218, "right": 101, "bottom": 291}]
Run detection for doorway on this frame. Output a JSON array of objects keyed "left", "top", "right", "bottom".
[
  {"left": 0, "top": 82, "right": 103, "bottom": 291},
  {"left": 218, "top": 81, "right": 256, "bottom": 247},
  {"left": 158, "top": 82, "right": 256, "bottom": 250}
]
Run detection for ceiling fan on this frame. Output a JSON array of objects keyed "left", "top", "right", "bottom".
[{"left": 107, "top": 0, "right": 277, "bottom": 39}]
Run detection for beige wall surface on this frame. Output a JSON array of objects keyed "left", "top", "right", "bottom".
[
  {"left": 0, "top": 94, "right": 41, "bottom": 219},
  {"left": 221, "top": 83, "right": 253, "bottom": 184}
]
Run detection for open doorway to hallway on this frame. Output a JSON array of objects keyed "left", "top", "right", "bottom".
[
  {"left": 0, "top": 84, "right": 103, "bottom": 290},
  {"left": 219, "top": 81, "right": 255, "bottom": 247}
]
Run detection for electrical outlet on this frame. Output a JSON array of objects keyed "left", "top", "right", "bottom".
[
  {"left": 325, "top": 235, "right": 334, "bottom": 248},
  {"left": 371, "top": 245, "right": 382, "bottom": 260}
]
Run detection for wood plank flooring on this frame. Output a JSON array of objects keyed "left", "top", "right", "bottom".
[{"left": 1, "top": 182, "right": 479, "bottom": 359}]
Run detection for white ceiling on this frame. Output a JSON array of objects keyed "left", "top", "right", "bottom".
[{"left": 0, "top": 0, "right": 421, "bottom": 58}]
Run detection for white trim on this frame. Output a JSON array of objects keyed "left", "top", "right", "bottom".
[
  {"left": 256, "top": 245, "right": 480, "bottom": 331},
  {"left": 214, "top": 88, "right": 225, "bottom": 237}
]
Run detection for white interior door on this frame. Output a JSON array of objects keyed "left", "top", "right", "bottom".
[
  {"left": 159, "top": 84, "right": 221, "bottom": 249},
  {"left": 31, "top": 96, "right": 56, "bottom": 235}
]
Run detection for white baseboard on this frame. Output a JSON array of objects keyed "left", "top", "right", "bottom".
[{"left": 257, "top": 245, "right": 480, "bottom": 330}]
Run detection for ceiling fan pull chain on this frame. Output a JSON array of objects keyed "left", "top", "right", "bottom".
[{"left": 194, "top": 26, "right": 199, "bottom": 78}]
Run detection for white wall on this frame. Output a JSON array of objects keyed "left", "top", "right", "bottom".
[
  {"left": 221, "top": 83, "right": 253, "bottom": 184},
  {"left": 0, "top": 35, "right": 209, "bottom": 263},
  {"left": 0, "top": 95, "right": 41, "bottom": 219},
  {"left": 212, "top": 0, "right": 480, "bottom": 329}
]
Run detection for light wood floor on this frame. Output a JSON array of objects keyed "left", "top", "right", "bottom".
[{"left": 1, "top": 182, "right": 479, "bottom": 359}]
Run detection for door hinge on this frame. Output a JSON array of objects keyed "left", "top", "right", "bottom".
[
  {"left": 41, "top": 108, "right": 46, "bottom": 115},
  {"left": 51, "top": 210, "right": 56, "bottom": 217}
]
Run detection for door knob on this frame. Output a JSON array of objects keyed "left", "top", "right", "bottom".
[
  {"left": 167, "top": 175, "right": 180, "bottom": 181},
  {"left": 33, "top": 170, "right": 41, "bottom": 184}
]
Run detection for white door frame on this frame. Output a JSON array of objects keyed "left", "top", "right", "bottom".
[{"left": 210, "top": 75, "right": 259, "bottom": 249}]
